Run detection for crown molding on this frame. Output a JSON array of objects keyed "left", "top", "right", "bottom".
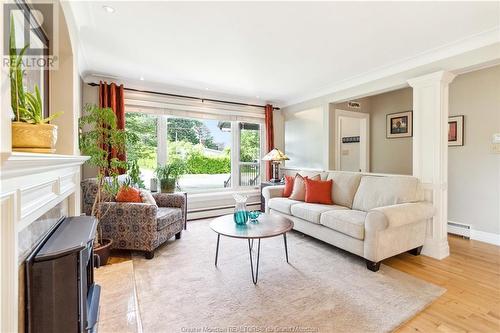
[{"left": 282, "top": 27, "right": 500, "bottom": 107}]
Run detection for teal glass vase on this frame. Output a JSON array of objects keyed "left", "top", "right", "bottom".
[
  {"left": 233, "top": 194, "right": 249, "bottom": 225},
  {"left": 234, "top": 210, "right": 249, "bottom": 225}
]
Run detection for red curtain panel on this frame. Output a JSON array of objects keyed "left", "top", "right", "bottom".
[
  {"left": 265, "top": 104, "right": 274, "bottom": 180},
  {"left": 98, "top": 81, "right": 127, "bottom": 174}
]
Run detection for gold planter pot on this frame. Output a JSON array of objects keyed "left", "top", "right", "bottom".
[{"left": 12, "top": 122, "right": 58, "bottom": 153}]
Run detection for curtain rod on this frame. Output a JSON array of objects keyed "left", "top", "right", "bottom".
[{"left": 87, "top": 82, "right": 280, "bottom": 110}]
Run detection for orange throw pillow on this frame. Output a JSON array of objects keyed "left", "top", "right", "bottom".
[
  {"left": 304, "top": 178, "right": 333, "bottom": 205},
  {"left": 289, "top": 174, "right": 320, "bottom": 201},
  {"left": 283, "top": 175, "right": 295, "bottom": 197},
  {"left": 116, "top": 186, "right": 142, "bottom": 203}
]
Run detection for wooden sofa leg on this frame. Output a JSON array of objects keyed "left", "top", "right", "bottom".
[
  {"left": 144, "top": 251, "right": 155, "bottom": 259},
  {"left": 408, "top": 246, "right": 423, "bottom": 256},
  {"left": 366, "top": 260, "right": 381, "bottom": 272},
  {"left": 175, "top": 231, "right": 182, "bottom": 240}
]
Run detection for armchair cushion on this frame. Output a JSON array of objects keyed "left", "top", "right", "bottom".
[{"left": 157, "top": 207, "right": 183, "bottom": 231}]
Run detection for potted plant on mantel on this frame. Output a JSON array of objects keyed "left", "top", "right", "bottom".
[
  {"left": 9, "top": 15, "right": 62, "bottom": 153},
  {"left": 155, "top": 159, "right": 186, "bottom": 193},
  {"left": 79, "top": 104, "right": 127, "bottom": 265}
]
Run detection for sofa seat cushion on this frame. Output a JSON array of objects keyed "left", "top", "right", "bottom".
[
  {"left": 291, "top": 203, "right": 348, "bottom": 224},
  {"left": 156, "top": 207, "right": 183, "bottom": 231},
  {"left": 320, "top": 210, "right": 367, "bottom": 240},
  {"left": 268, "top": 197, "right": 301, "bottom": 215}
]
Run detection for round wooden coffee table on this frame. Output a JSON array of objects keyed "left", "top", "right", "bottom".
[{"left": 210, "top": 213, "right": 293, "bottom": 284}]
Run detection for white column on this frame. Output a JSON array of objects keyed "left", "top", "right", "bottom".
[{"left": 408, "top": 71, "right": 456, "bottom": 259}]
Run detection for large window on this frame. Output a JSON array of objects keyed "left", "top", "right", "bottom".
[
  {"left": 239, "top": 122, "right": 261, "bottom": 187},
  {"left": 168, "top": 117, "right": 232, "bottom": 192},
  {"left": 125, "top": 112, "right": 158, "bottom": 187},
  {"left": 125, "top": 112, "right": 263, "bottom": 193}
]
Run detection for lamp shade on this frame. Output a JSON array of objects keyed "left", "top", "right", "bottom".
[{"left": 262, "top": 148, "right": 289, "bottom": 161}]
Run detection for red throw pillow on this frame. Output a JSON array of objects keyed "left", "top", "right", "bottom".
[
  {"left": 116, "top": 186, "right": 142, "bottom": 203},
  {"left": 304, "top": 178, "right": 333, "bottom": 205},
  {"left": 283, "top": 175, "right": 295, "bottom": 197}
]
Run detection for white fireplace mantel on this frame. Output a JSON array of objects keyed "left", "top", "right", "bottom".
[{"left": 0, "top": 152, "right": 89, "bottom": 333}]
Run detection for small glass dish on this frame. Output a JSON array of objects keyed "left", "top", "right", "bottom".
[{"left": 248, "top": 211, "right": 261, "bottom": 223}]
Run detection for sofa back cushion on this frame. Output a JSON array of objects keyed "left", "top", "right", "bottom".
[
  {"left": 325, "top": 171, "right": 362, "bottom": 208},
  {"left": 352, "top": 175, "right": 420, "bottom": 211}
]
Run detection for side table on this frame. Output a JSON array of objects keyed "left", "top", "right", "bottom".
[{"left": 260, "top": 180, "right": 285, "bottom": 212}]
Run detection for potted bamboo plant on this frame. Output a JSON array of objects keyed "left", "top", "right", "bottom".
[
  {"left": 9, "top": 15, "right": 62, "bottom": 153},
  {"left": 79, "top": 104, "right": 127, "bottom": 265},
  {"left": 155, "top": 159, "right": 186, "bottom": 193}
]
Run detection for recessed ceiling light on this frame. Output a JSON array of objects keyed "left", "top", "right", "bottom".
[
  {"left": 139, "top": 76, "right": 144, "bottom": 81},
  {"left": 205, "top": 88, "right": 209, "bottom": 90},
  {"left": 103, "top": 5, "right": 115, "bottom": 13}
]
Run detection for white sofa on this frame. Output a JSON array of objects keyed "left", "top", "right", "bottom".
[{"left": 262, "top": 170, "right": 434, "bottom": 271}]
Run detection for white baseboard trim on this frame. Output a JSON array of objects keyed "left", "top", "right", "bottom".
[{"left": 470, "top": 229, "right": 500, "bottom": 246}]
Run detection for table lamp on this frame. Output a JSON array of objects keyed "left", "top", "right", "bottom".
[{"left": 262, "top": 148, "right": 289, "bottom": 183}]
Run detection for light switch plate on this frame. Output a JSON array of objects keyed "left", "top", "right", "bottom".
[{"left": 493, "top": 133, "right": 500, "bottom": 144}]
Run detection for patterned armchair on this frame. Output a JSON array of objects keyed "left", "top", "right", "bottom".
[{"left": 81, "top": 178, "right": 186, "bottom": 259}]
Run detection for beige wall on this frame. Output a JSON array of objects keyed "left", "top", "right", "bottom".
[
  {"left": 369, "top": 88, "right": 413, "bottom": 175},
  {"left": 331, "top": 90, "right": 413, "bottom": 175},
  {"left": 448, "top": 65, "right": 500, "bottom": 236}
]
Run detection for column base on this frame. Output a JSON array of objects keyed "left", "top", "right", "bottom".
[{"left": 421, "top": 238, "right": 450, "bottom": 259}]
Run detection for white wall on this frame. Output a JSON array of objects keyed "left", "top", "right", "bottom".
[
  {"left": 448, "top": 65, "right": 500, "bottom": 237},
  {"left": 284, "top": 106, "right": 325, "bottom": 169}
]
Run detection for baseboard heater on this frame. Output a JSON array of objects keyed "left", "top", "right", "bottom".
[
  {"left": 447, "top": 221, "right": 471, "bottom": 238},
  {"left": 188, "top": 202, "right": 261, "bottom": 220}
]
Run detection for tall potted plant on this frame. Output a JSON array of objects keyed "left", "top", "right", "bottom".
[
  {"left": 79, "top": 104, "right": 127, "bottom": 264},
  {"left": 155, "top": 159, "right": 186, "bottom": 193},
  {"left": 9, "top": 15, "right": 62, "bottom": 152}
]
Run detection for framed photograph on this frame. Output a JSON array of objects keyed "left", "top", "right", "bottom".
[
  {"left": 386, "top": 111, "right": 413, "bottom": 138},
  {"left": 448, "top": 115, "right": 464, "bottom": 146}
]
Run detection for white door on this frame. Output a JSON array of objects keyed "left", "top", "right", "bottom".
[{"left": 335, "top": 109, "right": 370, "bottom": 172}]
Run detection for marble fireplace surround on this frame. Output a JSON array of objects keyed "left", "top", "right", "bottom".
[{"left": 0, "top": 152, "right": 88, "bottom": 333}]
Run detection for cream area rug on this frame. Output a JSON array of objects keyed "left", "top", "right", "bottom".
[{"left": 132, "top": 219, "right": 444, "bottom": 333}]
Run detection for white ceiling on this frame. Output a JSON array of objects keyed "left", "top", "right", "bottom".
[{"left": 68, "top": 1, "right": 500, "bottom": 106}]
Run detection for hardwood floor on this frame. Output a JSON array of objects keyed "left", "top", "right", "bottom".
[
  {"left": 97, "top": 234, "right": 500, "bottom": 332},
  {"left": 388, "top": 235, "right": 500, "bottom": 332}
]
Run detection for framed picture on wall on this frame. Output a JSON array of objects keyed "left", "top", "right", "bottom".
[
  {"left": 448, "top": 115, "right": 464, "bottom": 146},
  {"left": 386, "top": 111, "right": 413, "bottom": 138}
]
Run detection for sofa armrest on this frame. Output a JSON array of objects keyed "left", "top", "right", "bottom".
[
  {"left": 152, "top": 192, "right": 186, "bottom": 209},
  {"left": 365, "top": 202, "right": 434, "bottom": 232},
  {"left": 262, "top": 185, "right": 285, "bottom": 201}
]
